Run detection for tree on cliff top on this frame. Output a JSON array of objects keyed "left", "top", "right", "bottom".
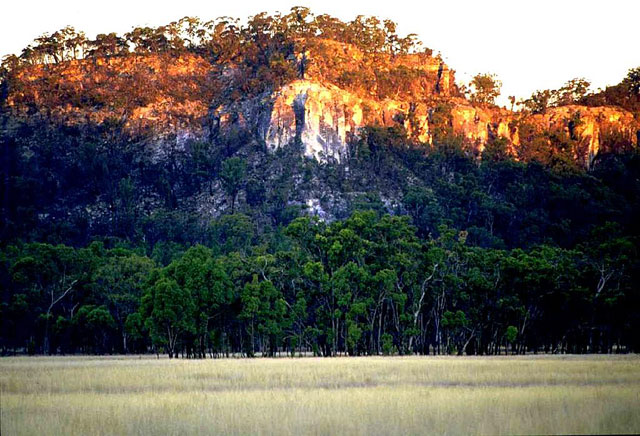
[
  {"left": 624, "top": 67, "right": 640, "bottom": 96},
  {"left": 522, "top": 78, "right": 591, "bottom": 113},
  {"left": 469, "top": 73, "right": 501, "bottom": 105}
]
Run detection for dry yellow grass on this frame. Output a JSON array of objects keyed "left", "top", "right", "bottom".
[{"left": 1, "top": 355, "right": 639, "bottom": 435}]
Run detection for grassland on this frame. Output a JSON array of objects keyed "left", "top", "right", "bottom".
[{"left": 1, "top": 355, "right": 639, "bottom": 435}]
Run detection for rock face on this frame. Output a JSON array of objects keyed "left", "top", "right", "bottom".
[
  {"left": 520, "top": 106, "right": 639, "bottom": 166},
  {"left": 215, "top": 39, "right": 639, "bottom": 165},
  {"left": 259, "top": 80, "right": 433, "bottom": 161},
  {"left": 6, "top": 39, "right": 639, "bottom": 167},
  {"left": 448, "top": 99, "right": 515, "bottom": 152},
  {"left": 257, "top": 84, "right": 638, "bottom": 165},
  {"left": 264, "top": 80, "right": 362, "bottom": 160},
  {"left": 224, "top": 79, "right": 638, "bottom": 165}
]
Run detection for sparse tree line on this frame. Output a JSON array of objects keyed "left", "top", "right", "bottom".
[
  {"left": 518, "top": 68, "right": 640, "bottom": 114},
  {"left": 465, "top": 67, "right": 640, "bottom": 111},
  {"left": 0, "top": 9, "right": 437, "bottom": 126},
  {"left": 1, "top": 211, "right": 638, "bottom": 357},
  {"left": 2, "top": 8, "right": 638, "bottom": 117},
  {"left": 0, "top": 8, "right": 425, "bottom": 72}
]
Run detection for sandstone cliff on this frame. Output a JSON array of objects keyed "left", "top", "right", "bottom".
[
  {"left": 211, "top": 39, "right": 639, "bottom": 165},
  {"left": 7, "top": 53, "right": 212, "bottom": 138},
  {"left": 214, "top": 77, "right": 638, "bottom": 166},
  {"left": 5, "top": 39, "right": 639, "bottom": 167},
  {"left": 214, "top": 79, "right": 432, "bottom": 161},
  {"left": 517, "top": 106, "right": 639, "bottom": 167}
]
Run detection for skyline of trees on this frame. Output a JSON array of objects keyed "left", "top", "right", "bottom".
[{"left": 1, "top": 8, "right": 427, "bottom": 70}]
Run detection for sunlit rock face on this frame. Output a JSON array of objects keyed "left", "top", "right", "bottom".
[
  {"left": 445, "top": 101, "right": 638, "bottom": 165},
  {"left": 264, "top": 80, "right": 363, "bottom": 161},
  {"left": 520, "top": 106, "right": 639, "bottom": 167},
  {"left": 448, "top": 99, "right": 515, "bottom": 152},
  {"left": 219, "top": 79, "right": 433, "bottom": 162},
  {"left": 232, "top": 78, "right": 639, "bottom": 164},
  {"left": 7, "top": 39, "right": 638, "bottom": 167}
]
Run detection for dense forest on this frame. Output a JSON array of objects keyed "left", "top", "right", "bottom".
[
  {"left": 1, "top": 9, "right": 639, "bottom": 357},
  {"left": 2, "top": 143, "right": 639, "bottom": 357}
]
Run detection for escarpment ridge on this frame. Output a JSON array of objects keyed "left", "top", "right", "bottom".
[{"left": 2, "top": 13, "right": 638, "bottom": 168}]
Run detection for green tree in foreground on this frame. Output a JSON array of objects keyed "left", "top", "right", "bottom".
[{"left": 140, "top": 277, "right": 195, "bottom": 358}]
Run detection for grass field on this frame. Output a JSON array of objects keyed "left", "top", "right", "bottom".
[{"left": 1, "top": 355, "right": 639, "bottom": 435}]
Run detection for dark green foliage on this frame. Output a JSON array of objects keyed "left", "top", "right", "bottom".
[
  {"left": 580, "top": 67, "right": 640, "bottom": 113},
  {"left": 140, "top": 277, "right": 196, "bottom": 358},
  {"left": 2, "top": 111, "right": 640, "bottom": 357},
  {"left": 220, "top": 158, "right": 247, "bottom": 213},
  {"left": 2, "top": 200, "right": 637, "bottom": 356},
  {"left": 523, "top": 78, "right": 591, "bottom": 113},
  {"left": 2, "top": 120, "right": 640, "bottom": 356}
]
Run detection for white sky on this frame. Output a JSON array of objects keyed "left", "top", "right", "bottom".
[{"left": 2, "top": 0, "right": 639, "bottom": 107}]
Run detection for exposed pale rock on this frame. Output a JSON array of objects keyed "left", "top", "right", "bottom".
[
  {"left": 223, "top": 79, "right": 434, "bottom": 161},
  {"left": 447, "top": 100, "right": 515, "bottom": 152},
  {"left": 218, "top": 78, "right": 638, "bottom": 165},
  {"left": 265, "top": 80, "right": 364, "bottom": 160}
]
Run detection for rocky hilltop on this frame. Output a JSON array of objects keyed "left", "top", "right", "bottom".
[
  {"left": 214, "top": 38, "right": 638, "bottom": 166},
  {"left": 5, "top": 53, "right": 212, "bottom": 141},
  {"left": 3, "top": 25, "right": 638, "bottom": 168}
]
